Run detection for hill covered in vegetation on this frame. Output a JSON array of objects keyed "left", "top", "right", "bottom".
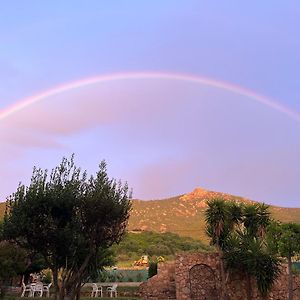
[
  {"left": 113, "top": 231, "right": 210, "bottom": 265},
  {"left": 1, "top": 187, "right": 300, "bottom": 241},
  {"left": 128, "top": 187, "right": 300, "bottom": 241}
]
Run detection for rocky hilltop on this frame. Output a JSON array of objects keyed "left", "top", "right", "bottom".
[
  {"left": 128, "top": 187, "right": 300, "bottom": 241},
  {"left": 1, "top": 187, "right": 299, "bottom": 242}
]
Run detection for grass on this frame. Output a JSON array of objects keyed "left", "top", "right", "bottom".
[
  {"left": 3, "top": 298, "right": 139, "bottom": 300},
  {"left": 3, "top": 286, "right": 140, "bottom": 300}
]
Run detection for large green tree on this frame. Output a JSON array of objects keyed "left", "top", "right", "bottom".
[
  {"left": 3, "top": 156, "right": 131, "bottom": 300},
  {"left": 268, "top": 222, "right": 300, "bottom": 300}
]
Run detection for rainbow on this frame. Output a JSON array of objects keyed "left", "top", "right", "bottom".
[{"left": 0, "top": 71, "right": 299, "bottom": 122}]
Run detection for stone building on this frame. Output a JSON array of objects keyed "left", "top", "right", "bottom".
[{"left": 139, "top": 252, "right": 300, "bottom": 300}]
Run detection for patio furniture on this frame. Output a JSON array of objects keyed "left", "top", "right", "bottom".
[
  {"left": 21, "top": 283, "right": 32, "bottom": 297},
  {"left": 43, "top": 282, "right": 52, "bottom": 297},
  {"left": 106, "top": 284, "right": 117, "bottom": 298},
  {"left": 32, "top": 282, "right": 43, "bottom": 297},
  {"left": 91, "top": 283, "right": 103, "bottom": 297}
]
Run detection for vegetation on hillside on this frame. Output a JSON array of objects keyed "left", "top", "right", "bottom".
[
  {"left": 1, "top": 187, "right": 300, "bottom": 242},
  {"left": 129, "top": 188, "right": 300, "bottom": 241},
  {"left": 112, "top": 231, "right": 211, "bottom": 264}
]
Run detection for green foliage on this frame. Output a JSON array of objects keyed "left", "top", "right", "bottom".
[
  {"left": 205, "top": 198, "right": 233, "bottom": 250},
  {"left": 224, "top": 235, "right": 281, "bottom": 297},
  {"left": 0, "top": 242, "right": 27, "bottom": 298},
  {"left": 148, "top": 262, "right": 157, "bottom": 278},
  {"left": 41, "top": 270, "right": 52, "bottom": 284},
  {"left": 113, "top": 231, "right": 210, "bottom": 263},
  {"left": 95, "top": 269, "right": 147, "bottom": 283},
  {"left": 205, "top": 199, "right": 280, "bottom": 299},
  {"left": 3, "top": 187, "right": 300, "bottom": 243},
  {"left": 267, "top": 222, "right": 300, "bottom": 300},
  {"left": 268, "top": 222, "right": 300, "bottom": 258},
  {"left": 3, "top": 155, "right": 131, "bottom": 300},
  {"left": 0, "top": 242, "right": 27, "bottom": 280}
]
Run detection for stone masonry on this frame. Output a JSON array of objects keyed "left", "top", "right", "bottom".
[
  {"left": 139, "top": 252, "right": 300, "bottom": 300},
  {"left": 139, "top": 262, "right": 176, "bottom": 299}
]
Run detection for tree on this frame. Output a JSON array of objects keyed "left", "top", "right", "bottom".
[
  {"left": 205, "top": 199, "right": 233, "bottom": 300},
  {"left": 268, "top": 222, "right": 300, "bottom": 300},
  {"left": 3, "top": 156, "right": 132, "bottom": 300},
  {"left": 205, "top": 200, "right": 280, "bottom": 300},
  {"left": 0, "top": 241, "right": 27, "bottom": 298},
  {"left": 224, "top": 230, "right": 280, "bottom": 299}
]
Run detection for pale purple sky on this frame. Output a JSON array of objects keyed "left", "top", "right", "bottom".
[{"left": 1, "top": 1, "right": 300, "bottom": 207}]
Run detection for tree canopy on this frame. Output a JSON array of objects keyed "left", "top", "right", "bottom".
[
  {"left": 3, "top": 156, "right": 131, "bottom": 300},
  {"left": 267, "top": 222, "right": 300, "bottom": 300}
]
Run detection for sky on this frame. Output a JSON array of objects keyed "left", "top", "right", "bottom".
[{"left": 0, "top": 1, "right": 300, "bottom": 207}]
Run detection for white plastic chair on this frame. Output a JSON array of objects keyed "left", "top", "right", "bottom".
[
  {"left": 91, "top": 283, "right": 103, "bottom": 297},
  {"left": 21, "top": 282, "right": 32, "bottom": 297},
  {"left": 32, "top": 282, "right": 43, "bottom": 297},
  {"left": 43, "top": 282, "right": 52, "bottom": 297},
  {"left": 107, "top": 284, "right": 117, "bottom": 298}
]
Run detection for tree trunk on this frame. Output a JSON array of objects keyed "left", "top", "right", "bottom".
[
  {"left": 288, "top": 255, "right": 293, "bottom": 300},
  {"left": 64, "top": 286, "right": 77, "bottom": 300},
  {"left": 52, "top": 268, "right": 60, "bottom": 300},
  {"left": 52, "top": 252, "right": 93, "bottom": 300},
  {"left": 246, "top": 273, "right": 252, "bottom": 300},
  {"left": 75, "top": 285, "right": 81, "bottom": 300},
  {"left": 218, "top": 248, "right": 227, "bottom": 300}
]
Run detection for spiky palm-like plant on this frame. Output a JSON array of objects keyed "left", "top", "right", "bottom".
[
  {"left": 205, "top": 199, "right": 242, "bottom": 300},
  {"left": 224, "top": 232, "right": 280, "bottom": 300},
  {"left": 206, "top": 199, "right": 279, "bottom": 300}
]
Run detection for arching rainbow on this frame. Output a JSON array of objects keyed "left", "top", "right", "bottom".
[{"left": 0, "top": 71, "right": 299, "bottom": 122}]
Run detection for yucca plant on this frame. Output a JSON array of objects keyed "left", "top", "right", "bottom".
[{"left": 206, "top": 199, "right": 279, "bottom": 300}]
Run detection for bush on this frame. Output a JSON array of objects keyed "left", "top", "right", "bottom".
[
  {"left": 148, "top": 262, "right": 157, "bottom": 278},
  {"left": 42, "top": 270, "right": 52, "bottom": 284}
]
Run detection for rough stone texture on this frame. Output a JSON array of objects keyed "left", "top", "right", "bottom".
[
  {"left": 139, "top": 262, "right": 176, "bottom": 300},
  {"left": 139, "top": 252, "right": 300, "bottom": 300},
  {"left": 175, "top": 252, "right": 221, "bottom": 300}
]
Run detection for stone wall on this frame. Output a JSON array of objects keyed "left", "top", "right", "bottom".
[
  {"left": 139, "top": 262, "right": 176, "bottom": 300},
  {"left": 175, "top": 252, "right": 221, "bottom": 300},
  {"left": 139, "top": 252, "right": 300, "bottom": 300}
]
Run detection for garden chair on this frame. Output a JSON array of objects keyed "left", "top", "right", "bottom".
[
  {"left": 21, "top": 282, "right": 33, "bottom": 297},
  {"left": 107, "top": 284, "right": 117, "bottom": 298},
  {"left": 32, "top": 282, "right": 43, "bottom": 297},
  {"left": 91, "top": 283, "right": 103, "bottom": 297},
  {"left": 43, "top": 282, "right": 52, "bottom": 297}
]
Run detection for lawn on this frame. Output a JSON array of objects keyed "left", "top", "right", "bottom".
[
  {"left": 3, "top": 285, "right": 140, "bottom": 300},
  {"left": 4, "top": 297, "right": 139, "bottom": 300}
]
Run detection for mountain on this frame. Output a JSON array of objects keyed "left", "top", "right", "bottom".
[
  {"left": 128, "top": 187, "right": 300, "bottom": 241},
  {"left": 0, "top": 202, "right": 5, "bottom": 219},
  {"left": 1, "top": 187, "right": 299, "bottom": 242}
]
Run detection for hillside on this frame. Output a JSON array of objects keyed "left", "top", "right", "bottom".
[
  {"left": 0, "top": 202, "right": 5, "bottom": 219},
  {"left": 128, "top": 187, "right": 300, "bottom": 241},
  {"left": 112, "top": 231, "right": 211, "bottom": 265},
  {"left": 1, "top": 187, "right": 300, "bottom": 241}
]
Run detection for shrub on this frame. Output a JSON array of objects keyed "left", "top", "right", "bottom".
[{"left": 148, "top": 262, "right": 158, "bottom": 278}]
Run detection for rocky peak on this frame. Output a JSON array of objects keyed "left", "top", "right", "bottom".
[{"left": 179, "top": 187, "right": 209, "bottom": 202}]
